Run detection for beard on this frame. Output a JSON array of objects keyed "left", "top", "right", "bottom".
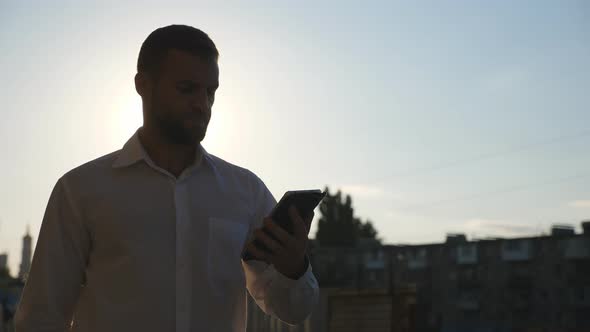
[
  {"left": 149, "top": 91, "right": 209, "bottom": 146},
  {"left": 154, "top": 111, "right": 207, "bottom": 146}
]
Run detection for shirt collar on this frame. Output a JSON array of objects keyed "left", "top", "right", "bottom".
[{"left": 112, "top": 128, "right": 210, "bottom": 170}]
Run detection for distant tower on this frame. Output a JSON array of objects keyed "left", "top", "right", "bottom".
[{"left": 19, "top": 225, "right": 32, "bottom": 281}]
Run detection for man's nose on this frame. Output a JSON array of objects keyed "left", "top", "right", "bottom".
[{"left": 190, "top": 89, "right": 209, "bottom": 112}]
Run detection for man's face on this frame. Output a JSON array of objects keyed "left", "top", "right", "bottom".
[{"left": 145, "top": 49, "right": 219, "bottom": 146}]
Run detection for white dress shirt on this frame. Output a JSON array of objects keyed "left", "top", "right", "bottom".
[{"left": 14, "top": 129, "right": 319, "bottom": 332}]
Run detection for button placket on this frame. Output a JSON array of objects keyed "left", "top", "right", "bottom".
[{"left": 174, "top": 181, "right": 191, "bottom": 331}]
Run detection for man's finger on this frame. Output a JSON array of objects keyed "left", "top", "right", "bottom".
[
  {"left": 263, "top": 218, "right": 294, "bottom": 246},
  {"left": 246, "top": 242, "right": 271, "bottom": 263},
  {"left": 288, "top": 205, "right": 308, "bottom": 239},
  {"left": 254, "top": 228, "right": 283, "bottom": 253}
]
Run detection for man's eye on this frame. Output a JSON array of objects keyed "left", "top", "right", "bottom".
[{"left": 177, "top": 86, "right": 193, "bottom": 94}]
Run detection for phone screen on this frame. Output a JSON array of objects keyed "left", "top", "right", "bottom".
[
  {"left": 270, "top": 190, "right": 326, "bottom": 234},
  {"left": 242, "top": 189, "right": 326, "bottom": 261}
]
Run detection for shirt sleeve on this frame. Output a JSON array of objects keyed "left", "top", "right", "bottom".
[
  {"left": 241, "top": 176, "right": 320, "bottom": 326},
  {"left": 14, "top": 177, "right": 91, "bottom": 332}
]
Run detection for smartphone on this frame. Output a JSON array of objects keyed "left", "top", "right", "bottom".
[{"left": 242, "top": 189, "right": 326, "bottom": 261}]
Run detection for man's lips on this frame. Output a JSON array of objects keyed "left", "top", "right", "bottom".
[{"left": 184, "top": 117, "right": 207, "bottom": 127}]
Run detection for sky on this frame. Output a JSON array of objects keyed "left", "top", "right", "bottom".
[{"left": 1, "top": 1, "right": 589, "bottom": 276}]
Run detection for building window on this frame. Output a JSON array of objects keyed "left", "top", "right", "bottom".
[
  {"left": 369, "top": 270, "right": 376, "bottom": 282},
  {"left": 501, "top": 240, "right": 532, "bottom": 261},
  {"left": 407, "top": 248, "right": 428, "bottom": 269},
  {"left": 457, "top": 244, "right": 478, "bottom": 264}
]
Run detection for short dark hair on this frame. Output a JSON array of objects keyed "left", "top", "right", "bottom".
[{"left": 137, "top": 24, "right": 219, "bottom": 78}]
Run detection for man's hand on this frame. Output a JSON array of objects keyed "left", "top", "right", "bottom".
[{"left": 245, "top": 205, "right": 313, "bottom": 279}]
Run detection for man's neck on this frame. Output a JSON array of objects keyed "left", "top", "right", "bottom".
[{"left": 137, "top": 126, "right": 200, "bottom": 178}]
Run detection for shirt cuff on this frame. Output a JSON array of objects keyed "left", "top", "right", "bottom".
[{"left": 270, "top": 256, "right": 314, "bottom": 289}]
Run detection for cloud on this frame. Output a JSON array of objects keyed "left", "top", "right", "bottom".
[
  {"left": 568, "top": 200, "right": 590, "bottom": 208},
  {"left": 461, "top": 218, "right": 540, "bottom": 238}
]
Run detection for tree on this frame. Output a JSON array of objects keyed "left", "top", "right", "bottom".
[
  {"left": 315, "top": 186, "right": 381, "bottom": 247},
  {"left": 0, "top": 267, "right": 9, "bottom": 280},
  {"left": 359, "top": 220, "right": 379, "bottom": 239}
]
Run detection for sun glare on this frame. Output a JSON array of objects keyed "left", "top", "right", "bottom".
[
  {"left": 108, "top": 89, "right": 240, "bottom": 157},
  {"left": 112, "top": 94, "right": 143, "bottom": 145},
  {"left": 119, "top": 95, "right": 143, "bottom": 138}
]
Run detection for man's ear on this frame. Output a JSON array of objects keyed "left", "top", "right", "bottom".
[{"left": 135, "top": 72, "right": 149, "bottom": 98}]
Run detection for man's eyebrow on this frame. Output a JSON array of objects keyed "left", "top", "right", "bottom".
[
  {"left": 177, "top": 80, "right": 219, "bottom": 88},
  {"left": 176, "top": 80, "right": 197, "bottom": 85}
]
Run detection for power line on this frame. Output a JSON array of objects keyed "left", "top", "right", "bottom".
[
  {"left": 366, "top": 129, "right": 590, "bottom": 184},
  {"left": 398, "top": 171, "right": 590, "bottom": 211}
]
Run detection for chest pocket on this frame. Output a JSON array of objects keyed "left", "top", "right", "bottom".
[{"left": 208, "top": 217, "right": 249, "bottom": 297}]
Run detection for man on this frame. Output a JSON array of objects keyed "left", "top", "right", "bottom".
[{"left": 14, "top": 24, "right": 319, "bottom": 332}]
